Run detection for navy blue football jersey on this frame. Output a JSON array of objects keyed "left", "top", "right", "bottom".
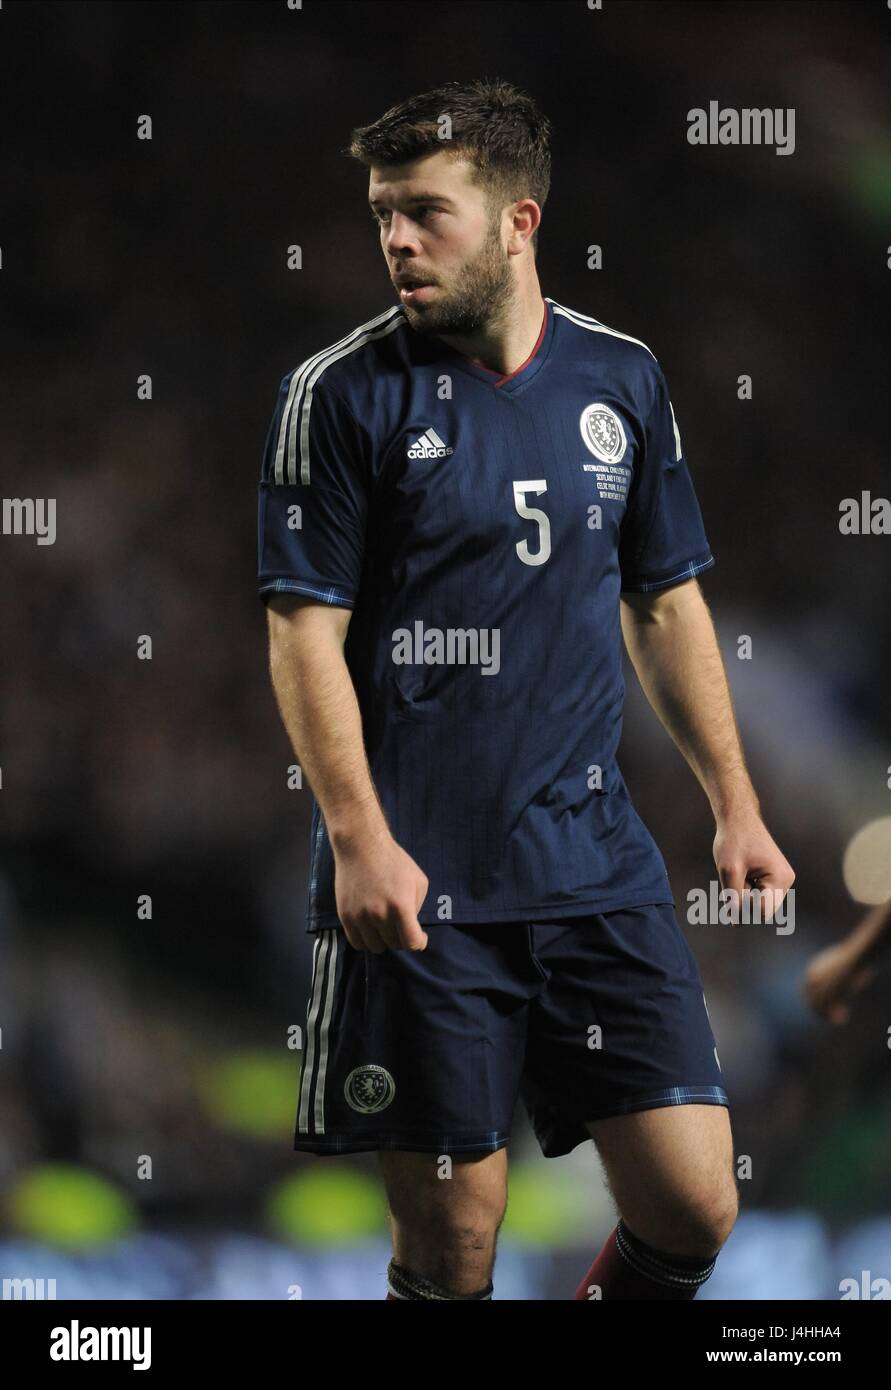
[{"left": 258, "top": 297, "right": 715, "bottom": 931}]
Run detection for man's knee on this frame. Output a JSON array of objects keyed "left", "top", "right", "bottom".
[
  {"left": 632, "top": 1180, "right": 739, "bottom": 1257},
  {"left": 684, "top": 1182, "right": 739, "bottom": 1253},
  {"left": 380, "top": 1151, "right": 507, "bottom": 1293},
  {"left": 390, "top": 1189, "right": 506, "bottom": 1259}
]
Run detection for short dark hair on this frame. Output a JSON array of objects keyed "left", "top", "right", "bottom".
[{"left": 345, "top": 78, "right": 551, "bottom": 253}]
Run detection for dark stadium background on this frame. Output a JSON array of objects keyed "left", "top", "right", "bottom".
[{"left": 0, "top": 0, "right": 889, "bottom": 1299}]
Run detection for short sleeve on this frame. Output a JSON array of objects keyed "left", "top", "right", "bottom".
[
  {"left": 619, "top": 363, "right": 715, "bottom": 593},
  {"left": 258, "top": 371, "right": 371, "bottom": 609}
]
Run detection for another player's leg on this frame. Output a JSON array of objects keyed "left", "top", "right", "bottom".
[
  {"left": 574, "top": 1102, "right": 738, "bottom": 1300},
  {"left": 379, "top": 1148, "right": 507, "bottom": 1300}
]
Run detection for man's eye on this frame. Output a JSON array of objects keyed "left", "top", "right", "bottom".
[{"left": 371, "top": 208, "right": 439, "bottom": 225}]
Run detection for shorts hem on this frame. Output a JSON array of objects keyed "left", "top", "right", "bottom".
[
  {"left": 293, "top": 1132, "right": 511, "bottom": 1156},
  {"left": 536, "top": 1086, "right": 731, "bottom": 1158}
]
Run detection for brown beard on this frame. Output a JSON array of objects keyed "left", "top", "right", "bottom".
[{"left": 400, "top": 216, "right": 514, "bottom": 338}]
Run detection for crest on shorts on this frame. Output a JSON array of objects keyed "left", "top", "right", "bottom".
[
  {"left": 580, "top": 403, "right": 627, "bottom": 463},
  {"left": 344, "top": 1064, "right": 396, "bottom": 1114}
]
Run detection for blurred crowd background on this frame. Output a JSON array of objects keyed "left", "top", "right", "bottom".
[{"left": 0, "top": 0, "right": 889, "bottom": 1298}]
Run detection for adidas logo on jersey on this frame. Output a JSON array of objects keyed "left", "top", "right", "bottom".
[{"left": 407, "top": 428, "right": 454, "bottom": 459}]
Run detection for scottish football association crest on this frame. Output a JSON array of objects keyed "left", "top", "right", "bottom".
[
  {"left": 580, "top": 403, "right": 627, "bottom": 463},
  {"left": 344, "top": 1064, "right": 396, "bottom": 1114}
]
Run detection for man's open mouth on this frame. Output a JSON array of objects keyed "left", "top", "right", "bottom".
[{"left": 398, "top": 281, "right": 437, "bottom": 301}]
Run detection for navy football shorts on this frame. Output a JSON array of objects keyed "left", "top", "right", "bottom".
[{"left": 294, "top": 904, "right": 729, "bottom": 1159}]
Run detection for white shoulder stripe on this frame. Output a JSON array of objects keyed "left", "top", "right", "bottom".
[
  {"left": 293, "top": 314, "right": 405, "bottom": 485},
  {"left": 276, "top": 304, "right": 402, "bottom": 485},
  {"left": 669, "top": 399, "right": 682, "bottom": 462},
  {"left": 546, "top": 297, "right": 657, "bottom": 361},
  {"left": 547, "top": 298, "right": 682, "bottom": 460},
  {"left": 274, "top": 303, "right": 399, "bottom": 485},
  {"left": 274, "top": 306, "right": 406, "bottom": 485}
]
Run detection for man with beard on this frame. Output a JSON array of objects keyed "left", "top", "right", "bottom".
[{"left": 257, "top": 79, "right": 794, "bottom": 1301}]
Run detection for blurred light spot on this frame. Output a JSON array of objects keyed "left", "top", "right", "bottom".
[
  {"left": 266, "top": 1169, "right": 386, "bottom": 1244},
  {"left": 197, "top": 1049, "right": 296, "bottom": 1138},
  {"left": 843, "top": 817, "right": 891, "bottom": 904},
  {"left": 7, "top": 1165, "right": 138, "bottom": 1249},
  {"left": 500, "top": 1164, "right": 581, "bottom": 1245}
]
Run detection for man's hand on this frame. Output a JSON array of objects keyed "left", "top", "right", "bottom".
[
  {"left": 334, "top": 832, "right": 429, "bottom": 953},
  {"left": 713, "top": 811, "right": 795, "bottom": 923}
]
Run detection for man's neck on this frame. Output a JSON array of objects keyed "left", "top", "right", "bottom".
[{"left": 438, "top": 279, "right": 546, "bottom": 378}]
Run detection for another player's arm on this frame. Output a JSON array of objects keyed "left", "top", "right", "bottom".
[
  {"left": 266, "top": 594, "right": 429, "bottom": 953},
  {"left": 835, "top": 899, "right": 891, "bottom": 967},
  {"left": 619, "top": 578, "right": 795, "bottom": 917},
  {"left": 803, "top": 900, "right": 891, "bottom": 1024}
]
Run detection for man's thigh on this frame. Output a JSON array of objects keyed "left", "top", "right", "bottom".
[
  {"left": 585, "top": 1101, "right": 737, "bottom": 1240},
  {"left": 378, "top": 1148, "right": 509, "bottom": 1226}
]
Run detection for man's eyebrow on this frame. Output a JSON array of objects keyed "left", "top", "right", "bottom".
[{"left": 368, "top": 193, "right": 456, "bottom": 208}]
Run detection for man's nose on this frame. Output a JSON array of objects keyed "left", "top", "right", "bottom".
[{"left": 385, "top": 213, "right": 420, "bottom": 254}]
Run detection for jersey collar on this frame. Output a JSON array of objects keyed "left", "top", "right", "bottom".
[{"left": 426, "top": 297, "right": 555, "bottom": 394}]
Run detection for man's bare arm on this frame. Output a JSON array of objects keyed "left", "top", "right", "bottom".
[
  {"left": 619, "top": 579, "right": 795, "bottom": 917},
  {"left": 266, "top": 594, "right": 428, "bottom": 952}
]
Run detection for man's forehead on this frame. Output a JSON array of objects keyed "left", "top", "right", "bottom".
[{"left": 368, "top": 152, "right": 477, "bottom": 201}]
